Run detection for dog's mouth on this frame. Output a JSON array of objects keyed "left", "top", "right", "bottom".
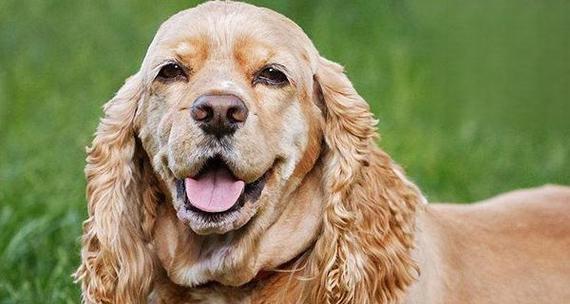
[{"left": 176, "top": 156, "right": 269, "bottom": 224}]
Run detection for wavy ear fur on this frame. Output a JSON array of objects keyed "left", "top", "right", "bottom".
[
  {"left": 303, "top": 57, "right": 421, "bottom": 304},
  {"left": 74, "top": 74, "right": 158, "bottom": 303}
]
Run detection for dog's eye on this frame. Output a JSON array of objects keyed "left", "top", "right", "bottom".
[
  {"left": 254, "top": 66, "right": 289, "bottom": 86},
  {"left": 157, "top": 63, "right": 187, "bottom": 81}
]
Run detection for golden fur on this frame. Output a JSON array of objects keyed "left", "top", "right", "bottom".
[{"left": 75, "top": 2, "right": 570, "bottom": 303}]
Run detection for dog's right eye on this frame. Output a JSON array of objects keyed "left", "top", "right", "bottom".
[{"left": 157, "top": 63, "right": 187, "bottom": 81}]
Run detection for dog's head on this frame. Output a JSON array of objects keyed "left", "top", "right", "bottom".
[
  {"left": 76, "top": 2, "right": 382, "bottom": 302},
  {"left": 137, "top": 3, "right": 324, "bottom": 236}
]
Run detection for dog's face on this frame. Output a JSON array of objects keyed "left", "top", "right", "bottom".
[
  {"left": 133, "top": 2, "right": 325, "bottom": 286},
  {"left": 137, "top": 3, "right": 322, "bottom": 235}
]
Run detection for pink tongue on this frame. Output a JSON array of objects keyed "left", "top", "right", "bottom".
[{"left": 185, "top": 167, "right": 245, "bottom": 213}]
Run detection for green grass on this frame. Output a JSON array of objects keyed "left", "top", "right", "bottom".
[{"left": 0, "top": 0, "right": 568, "bottom": 302}]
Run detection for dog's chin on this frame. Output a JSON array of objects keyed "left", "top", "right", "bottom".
[{"left": 174, "top": 161, "right": 271, "bottom": 235}]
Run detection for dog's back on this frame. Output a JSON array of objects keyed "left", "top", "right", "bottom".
[{"left": 409, "top": 185, "right": 570, "bottom": 304}]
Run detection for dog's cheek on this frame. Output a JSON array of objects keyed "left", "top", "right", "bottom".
[
  {"left": 136, "top": 95, "right": 172, "bottom": 153},
  {"left": 276, "top": 101, "right": 309, "bottom": 180}
]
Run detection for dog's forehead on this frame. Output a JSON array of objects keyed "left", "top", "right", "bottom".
[{"left": 143, "top": 1, "right": 318, "bottom": 71}]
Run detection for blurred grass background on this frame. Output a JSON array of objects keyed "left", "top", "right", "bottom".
[{"left": 0, "top": 0, "right": 568, "bottom": 302}]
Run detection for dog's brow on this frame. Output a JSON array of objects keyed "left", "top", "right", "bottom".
[
  {"left": 174, "top": 43, "right": 199, "bottom": 61},
  {"left": 175, "top": 42, "right": 193, "bottom": 56},
  {"left": 169, "top": 37, "right": 209, "bottom": 65}
]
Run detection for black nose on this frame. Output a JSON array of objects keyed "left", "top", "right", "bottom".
[{"left": 191, "top": 94, "right": 249, "bottom": 137}]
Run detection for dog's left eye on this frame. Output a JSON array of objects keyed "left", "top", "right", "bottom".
[
  {"left": 254, "top": 66, "right": 289, "bottom": 86},
  {"left": 157, "top": 63, "right": 187, "bottom": 81}
]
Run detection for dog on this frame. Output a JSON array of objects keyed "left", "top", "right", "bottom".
[{"left": 75, "top": 2, "right": 570, "bottom": 303}]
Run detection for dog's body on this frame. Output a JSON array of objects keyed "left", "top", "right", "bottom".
[
  {"left": 408, "top": 185, "right": 570, "bottom": 304},
  {"left": 75, "top": 2, "right": 570, "bottom": 303}
]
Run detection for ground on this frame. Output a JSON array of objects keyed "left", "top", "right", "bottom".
[{"left": 0, "top": 0, "right": 568, "bottom": 303}]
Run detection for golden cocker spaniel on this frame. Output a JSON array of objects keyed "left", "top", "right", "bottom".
[{"left": 75, "top": 2, "right": 570, "bottom": 303}]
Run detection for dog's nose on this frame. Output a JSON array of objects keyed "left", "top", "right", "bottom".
[{"left": 191, "top": 94, "right": 248, "bottom": 137}]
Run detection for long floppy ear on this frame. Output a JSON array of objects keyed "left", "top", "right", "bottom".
[
  {"left": 74, "top": 74, "right": 158, "bottom": 303},
  {"left": 315, "top": 56, "right": 378, "bottom": 194},
  {"left": 305, "top": 57, "right": 419, "bottom": 304}
]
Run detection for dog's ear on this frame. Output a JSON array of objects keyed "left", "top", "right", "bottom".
[
  {"left": 314, "top": 56, "right": 378, "bottom": 189},
  {"left": 308, "top": 56, "right": 378, "bottom": 303},
  {"left": 313, "top": 56, "right": 377, "bottom": 221},
  {"left": 74, "top": 73, "right": 158, "bottom": 303},
  {"left": 306, "top": 56, "right": 420, "bottom": 303}
]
